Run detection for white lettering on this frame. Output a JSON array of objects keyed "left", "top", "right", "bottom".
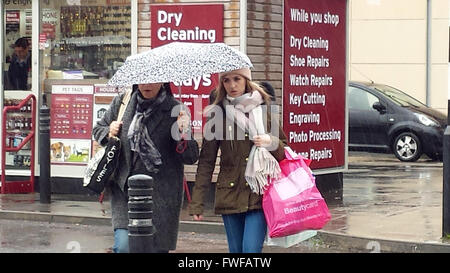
[
  {"left": 303, "top": 36, "right": 329, "bottom": 51},
  {"left": 222, "top": 258, "right": 271, "bottom": 268},
  {"left": 303, "top": 92, "right": 326, "bottom": 106},
  {"left": 289, "top": 131, "right": 308, "bottom": 143},
  {"left": 157, "top": 10, "right": 182, "bottom": 26},
  {"left": 310, "top": 147, "right": 333, "bottom": 162},
  {"left": 173, "top": 75, "right": 212, "bottom": 90},
  {"left": 95, "top": 146, "right": 117, "bottom": 182},
  {"left": 310, "top": 74, "right": 333, "bottom": 88},
  {"left": 290, "top": 8, "right": 308, "bottom": 22},
  {"left": 284, "top": 200, "right": 319, "bottom": 214},
  {"left": 290, "top": 55, "right": 306, "bottom": 67},
  {"left": 306, "top": 55, "right": 329, "bottom": 69},
  {"left": 289, "top": 74, "right": 309, "bottom": 86},
  {"left": 324, "top": 12, "right": 340, "bottom": 27},
  {"left": 289, "top": 112, "right": 320, "bottom": 126},
  {"left": 178, "top": 257, "right": 212, "bottom": 271},
  {"left": 289, "top": 93, "right": 302, "bottom": 107},
  {"left": 290, "top": 35, "right": 302, "bottom": 50},
  {"left": 156, "top": 27, "right": 216, "bottom": 43},
  {"left": 308, "top": 129, "right": 341, "bottom": 142},
  {"left": 309, "top": 12, "right": 322, "bottom": 26}
]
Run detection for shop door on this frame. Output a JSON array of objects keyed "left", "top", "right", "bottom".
[{"left": 1, "top": 0, "right": 36, "bottom": 193}]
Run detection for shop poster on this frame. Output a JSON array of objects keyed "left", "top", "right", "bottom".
[{"left": 50, "top": 84, "right": 94, "bottom": 165}]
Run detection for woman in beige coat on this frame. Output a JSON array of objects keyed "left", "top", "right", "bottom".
[{"left": 188, "top": 68, "right": 287, "bottom": 253}]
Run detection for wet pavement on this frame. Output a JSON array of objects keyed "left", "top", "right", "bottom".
[
  {"left": 0, "top": 151, "right": 449, "bottom": 253},
  {"left": 327, "top": 152, "right": 443, "bottom": 243},
  {"left": 0, "top": 219, "right": 346, "bottom": 253},
  {"left": 0, "top": 219, "right": 114, "bottom": 253}
]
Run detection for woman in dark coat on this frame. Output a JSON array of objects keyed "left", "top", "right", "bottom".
[{"left": 93, "top": 83, "right": 199, "bottom": 253}]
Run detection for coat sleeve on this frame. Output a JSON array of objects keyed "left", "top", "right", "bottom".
[
  {"left": 92, "top": 94, "right": 121, "bottom": 146},
  {"left": 188, "top": 137, "right": 220, "bottom": 215},
  {"left": 269, "top": 124, "right": 288, "bottom": 162}
]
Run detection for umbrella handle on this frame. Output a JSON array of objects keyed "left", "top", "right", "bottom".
[
  {"left": 178, "top": 85, "right": 182, "bottom": 103},
  {"left": 176, "top": 138, "right": 188, "bottom": 154}
]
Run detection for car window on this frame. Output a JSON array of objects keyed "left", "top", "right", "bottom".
[
  {"left": 348, "top": 86, "right": 380, "bottom": 111},
  {"left": 372, "top": 84, "right": 425, "bottom": 108}
]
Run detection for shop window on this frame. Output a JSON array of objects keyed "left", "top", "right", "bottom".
[{"left": 40, "top": 2, "right": 131, "bottom": 81}]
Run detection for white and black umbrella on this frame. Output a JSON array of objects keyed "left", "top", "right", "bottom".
[{"left": 107, "top": 42, "right": 253, "bottom": 87}]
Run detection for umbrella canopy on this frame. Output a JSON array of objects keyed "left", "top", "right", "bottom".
[{"left": 107, "top": 42, "right": 253, "bottom": 86}]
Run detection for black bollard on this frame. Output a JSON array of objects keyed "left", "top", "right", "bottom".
[
  {"left": 128, "top": 174, "right": 155, "bottom": 253},
  {"left": 39, "top": 94, "right": 51, "bottom": 204}
]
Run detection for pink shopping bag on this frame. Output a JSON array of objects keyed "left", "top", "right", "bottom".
[{"left": 263, "top": 149, "right": 331, "bottom": 238}]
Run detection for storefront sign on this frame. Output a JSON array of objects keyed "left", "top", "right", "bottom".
[
  {"left": 150, "top": 4, "right": 224, "bottom": 133},
  {"left": 42, "top": 8, "right": 58, "bottom": 39},
  {"left": 52, "top": 85, "right": 93, "bottom": 94},
  {"left": 106, "top": 0, "right": 129, "bottom": 6},
  {"left": 283, "top": 0, "right": 347, "bottom": 170},
  {"left": 3, "top": 0, "right": 31, "bottom": 7},
  {"left": 51, "top": 85, "right": 94, "bottom": 142},
  {"left": 6, "top": 11, "right": 20, "bottom": 23},
  {"left": 94, "top": 84, "right": 118, "bottom": 95},
  {"left": 5, "top": 11, "right": 20, "bottom": 38},
  {"left": 39, "top": 33, "right": 48, "bottom": 50}
]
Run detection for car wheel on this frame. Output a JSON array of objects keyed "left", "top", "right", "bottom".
[{"left": 393, "top": 132, "right": 422, "bottom": 162}]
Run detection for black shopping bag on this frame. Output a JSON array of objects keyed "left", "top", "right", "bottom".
[{"left": 83, "top": 136, "right": 121, "bottom": 194}]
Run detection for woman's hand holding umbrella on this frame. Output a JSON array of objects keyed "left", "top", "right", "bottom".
[{"left": 177, "top": 110, "right": 190, "bottom": 134}]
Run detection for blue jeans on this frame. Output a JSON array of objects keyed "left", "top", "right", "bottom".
[
  {"left": 221, "top": 210, "right": 267, "bottom": 253},
  {"left": 113, "top": 229, "right": 129, "bottom": 253},
  {"left": 113, "top": 228, "right": 168, "bottom": 253}
]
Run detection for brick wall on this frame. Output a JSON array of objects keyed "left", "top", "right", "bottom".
[{"left": 246, "top": 0, "right": 283, "bottom": 103}]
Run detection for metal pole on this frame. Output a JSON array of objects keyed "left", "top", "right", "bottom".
[
  {"left": 444, "top": 100, "right": 450, "bottom": 237},
  {"left": 426, "top": 0, "right": 432, "bottom": 106},
  {"left": 443, "top": 100, "right": 450, "bottom": 237},
  {"left": 444, "top": 6, "right": 450, "bottom": 239},
  {"left": 128, "top": 174, "right": 155, "bottom": 253},
  {"left": 39, "top": 94, "right": 51, "bottom": 204}
]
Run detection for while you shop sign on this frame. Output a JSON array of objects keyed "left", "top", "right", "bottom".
[{"left": 283, "top": 0, "right": 347, "bottom": 171}]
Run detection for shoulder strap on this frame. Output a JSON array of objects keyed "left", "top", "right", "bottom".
[{"left": 117, "top": 90, "right": 132, "bottom": 121}]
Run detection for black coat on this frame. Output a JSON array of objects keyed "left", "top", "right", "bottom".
[
  {"left": 93, "top": 89, "right": 199, "bottom": 251},
  {"left": 8, "top": 54, "right": 31, "bottom": 90}
]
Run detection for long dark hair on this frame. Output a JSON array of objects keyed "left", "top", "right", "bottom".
[{"left": 163, "top": 83, "right": 173, "bottom": 97}]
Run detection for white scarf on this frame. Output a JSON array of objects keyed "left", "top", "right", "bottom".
[{"left": 223, "top": 91, "right": 281, "bottom": 195}]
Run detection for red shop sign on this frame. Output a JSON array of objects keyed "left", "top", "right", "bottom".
[
  {"left": 283, "top": 0, "right": 347, "bottom": 170},
  {"left": 151, "top": 4, "right": 224, "bottom": 134}
]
